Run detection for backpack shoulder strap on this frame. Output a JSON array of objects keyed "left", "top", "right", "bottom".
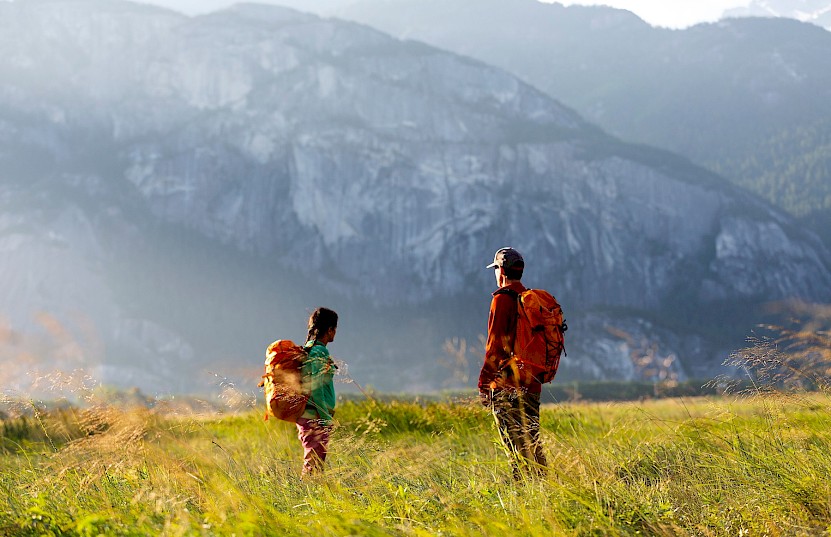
[{"left": 494, "top": 287, "right": 520, "bottom": 299}]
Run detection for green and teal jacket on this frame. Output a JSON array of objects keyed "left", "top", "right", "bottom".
[{"left": 301, "top": 340, "right": 337, "bottom": 425}]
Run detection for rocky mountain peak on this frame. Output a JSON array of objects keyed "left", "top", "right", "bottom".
[{"left": 1, "top": 1, "right": 829, "bottom": 392}]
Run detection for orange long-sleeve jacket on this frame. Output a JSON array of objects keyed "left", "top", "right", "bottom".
[{"left": 478, "top": 281, "right": 542, "bottom": 395}]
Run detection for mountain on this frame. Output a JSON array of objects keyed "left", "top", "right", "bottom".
[
  {"left": 334, "top": 0, "right": 831, "bottom": 223},
  {"left": 725, "top": 0, "right": 831, "bottom": 30},
  {"left": 1, "top": 0, "right": 830, "bottom": 394},
  {"left": 125, "top": 0, "right": 359, "bottom": 15}
]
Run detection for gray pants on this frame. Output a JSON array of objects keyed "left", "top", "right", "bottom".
[{"left": 491, "top": 390, "right": 547, "bottom": 479}]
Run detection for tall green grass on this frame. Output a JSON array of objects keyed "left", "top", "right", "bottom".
[
  {"left": 2, "top": 306, "right": 830, "bottom": 536},
  {"left": 1, "top": 391, "right": 830, "bottom": 536}
]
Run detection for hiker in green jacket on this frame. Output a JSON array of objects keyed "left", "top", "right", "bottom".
[{"left": 297, "top": 307, "right": 339, "bottom": 475}]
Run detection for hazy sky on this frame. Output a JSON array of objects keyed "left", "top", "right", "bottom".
[
  {"left": 552, "top": 0, "right": 752, "bottom": 28},
  {"left": 126, "top": 0, "right": 753, "bottom": 29}
]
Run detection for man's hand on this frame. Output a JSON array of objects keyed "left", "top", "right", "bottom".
[{"left": 479, "top": 389, "right": 493, "bottom": 407}]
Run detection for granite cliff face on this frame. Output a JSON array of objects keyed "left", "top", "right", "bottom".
[
  {"left": 335, "top": 0, "right": 831, "bottom": 223},
  {"left": 1, "top": 1, "right": 829, "bottom": 392}
]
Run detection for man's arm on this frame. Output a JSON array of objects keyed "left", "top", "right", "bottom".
[{"left": 478, "top": 292, "right": 516, "bottom": 393}]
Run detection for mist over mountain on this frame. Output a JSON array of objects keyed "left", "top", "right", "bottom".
[
  {"left": 125, "top": 0, "right": 358, "bottom": 15},
  {"left": 125, "top": 0, "right": 831, "bottom": 31},
  {"left": 335, "top": 0, "right": 831, "bottom": 230},
  {"left": 1, "top": 0, "right": 830, "bottom": 394},
  {"left": 725, "top": 0, "right": 831, "bottom": 30}
]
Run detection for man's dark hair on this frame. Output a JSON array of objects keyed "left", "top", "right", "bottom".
[{"left": 504, "top": 265, "right": 523, "bottom": 280}]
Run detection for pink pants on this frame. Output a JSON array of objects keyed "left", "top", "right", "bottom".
[{"left": 295, "top": 417, "right": 331, "bottom": 475}]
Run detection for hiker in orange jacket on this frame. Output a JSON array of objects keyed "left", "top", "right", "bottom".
[{"left": 478, "top": 247, "right": 547, "bottom": 479}]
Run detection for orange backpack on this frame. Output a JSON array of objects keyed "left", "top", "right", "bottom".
[
  {"left": 514, "top": 289, "right": 567, "bottom": 384},
  {"left": 260, "top": 340, "right": 309, "bottom": 422}
]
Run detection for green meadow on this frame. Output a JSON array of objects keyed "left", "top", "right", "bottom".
[
  {"left": 2, "top": 388, "right": 831, "bottom": 536},
  {"left": 3, "top": 310, "right": 830, "bottom": 536}
]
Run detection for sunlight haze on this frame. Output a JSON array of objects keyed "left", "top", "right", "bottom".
[
  {"left": 550, "top": 0, "right": 752, "bottom": 28},
  {"left": 119, "top": 0, "right": 755, "bottom": 29}
]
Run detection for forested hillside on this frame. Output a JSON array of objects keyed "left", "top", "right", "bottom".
[{"left": 716, "top": 117, "right": 831, "bottom": 217}]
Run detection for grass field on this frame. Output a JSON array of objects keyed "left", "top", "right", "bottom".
[{"left": 2, "top": 386, "right": 831, "bottom": 536}]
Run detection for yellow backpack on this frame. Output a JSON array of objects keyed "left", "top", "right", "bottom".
[{"left": 260, "top": 339, "right": 309, "bottom": 422}]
